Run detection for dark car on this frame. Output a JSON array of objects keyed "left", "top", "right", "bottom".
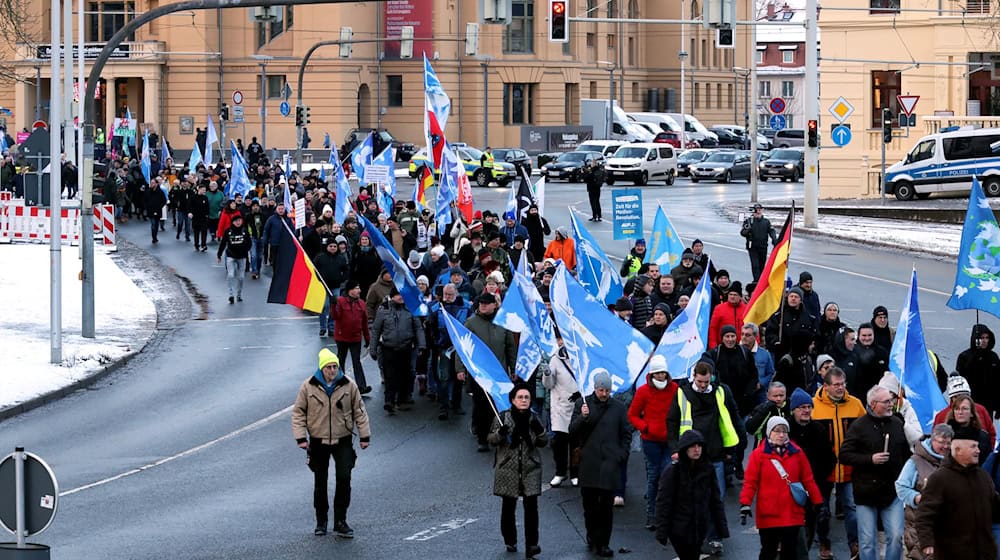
[
  {"left": 676, "top": 148, "right": 712, "bottom": 177},
  {"left": 340, "top": 128, "right": 418, "bottom": 162},
  {"left": 758, "top": 147, "right": 804, "bottom": 182},
  {"left": 689, "top": 150, "right": 753, "bottom": 183},
  {"left": 540, "top": 151, "right": 605, "bottom": 182},
  {"left": 492, "top": 148, "right": 532, "bottom": 175},
  {"left": 709, "top": 127, "right": 745, "bottom": 148}
]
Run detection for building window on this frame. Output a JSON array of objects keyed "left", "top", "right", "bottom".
[
  {"left": 632, "top": 82, "right": 639, "bottom": 103},
  {"left": 727, "top": 83, "right": 734, "bottom": 108},
  {"left": 701, "top": 39, "right": 707, "bottom": 67},
  {"left": 258, "top": 75, "right": 286, "bottom": 100},
  {"left": 285, "top": 5, "right": 293, "bottom": 28},
  {"left": 586, "top": 33, "right": 595, "bottom": 47},
  {"left": 782, "top": 50, "right": 794, "bottom": 64},
  {"left": 504, "top": 83, "right": 536, "bottom": 124},
  {"left": 756, "top": 50, "right": 764, "bottom": 64},
  {"left": 587, "top": 0, "right": 595, "bottom": 17},
  {"left": 387, "top": 75, "right": 403, "bottom": 107},
  {"left": 870, "top": 0, "right": 899, "bottom": 13},
  {"left": 607, "top": 34, "right": 616, "bottom": 50},
  {"left": 694, "top": 82, "right": 700, "bottom": 108},
  {"left": 270, "top": 15, "right": 284, "bottom": 39},
  {"left": 628, "top": 0, "right": 638, "bottom": 18},
  {"left": 589, "top": 81, "right": 598, "bottom": 98},
  {"left": 871, "top": 70, "right": 901, "bottom": 127},
  {"left": 256, "top": 23, "right": 267, "bottom": 49},
  {"left": 565, "top": 83, "right": 579, "bottom": 123},
  {"left": 628, "top": 37, "right": 634, "bottom": 66},
  {"left": 758, "top": 114, "right": 769, "bottom": 128},
  {"left": 781, "top": 81, "right": 794, "bottom": 97},
  {"left": 785, "top": 115, "right": 794, "bottom": 128},
  {"left": 967, "top": 0, "right": 989, "bottom": 13},
  {"left": 758, "top": 80, "right": 771, "bottom": 97},
  {"left": 86, "top": 2, "right": 136, "bottom": 42},
  {"left": 713, "top": 47, "right": 719, "bottom": 68},
  {"left": 607, "top": 0, "right": 616, "bottom": 17},
  {"left": 716, "top": 83, "right": 722, "bottom": 107},
  {"left": 504, "top": 0, "right": 534, "bottom": 53}
]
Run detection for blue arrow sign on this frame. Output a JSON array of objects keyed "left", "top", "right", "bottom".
[
  {"left": 769, "top": 114, "right": 786, "bottom": 131},
  {"left": 832, "top": 124, "right": 852, "bottom": 146},
  {"left": 279, "top": 101, "right": 291, "bottom": 117}
]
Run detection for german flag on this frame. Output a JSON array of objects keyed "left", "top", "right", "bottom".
[
  {"left": 416, "top": 165, "right": 432, "bottom": 208},
  {"left": 267, "top": 220, "right": 327, "bottom": 313},
  {"left": 743, "top": 207, "right": 794, "bottom": 328}
]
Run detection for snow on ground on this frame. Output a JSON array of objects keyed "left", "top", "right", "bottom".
[
  {"left": 795, "top": 213, "right": 962, "bottom": 257},
  {"left": 0, "top": 243, "right": 156, "bottom": 411}
]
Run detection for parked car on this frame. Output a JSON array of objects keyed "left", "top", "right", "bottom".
[
  {"left": 709, "top": 126, "right": 746, "bottom": 148},
  {"left": 492, "top": 148, "right": 532, "bottom": 175},
  {"left": 653, "top": 131, "right": 699, "bottom": 149},
  {"left": 540, "top": 151, "right": 605, "bottom": 182},
  {"left": 759, "top": 147, "right": 804, "bottom": 182},
  {"left": 773, "top": 128, "right": 805, "bottom": 148},
  {"left": 576, "top": 140, "right": 627, "bottom": 157},
  {"left": 605, "top": 143, "right": 677, "bottom": 186},
  {"left": 690, "top": 150, "right": 753, "bottom": 183},
  {"left": 341, "top": 128, "right": 417, "bottom": 162},
  {"left": 677, "top": 148, "right": 712, "bottom": 177},
  {"left": 537, "top": 152, "right": 563, "bottom": 168},
  {"left": 408, "top": 146, "right": 517, "bottom": 187}
]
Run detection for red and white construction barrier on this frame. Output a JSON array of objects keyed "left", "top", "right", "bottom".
[{"left": 0, "top": 200, "right": 116, "bottom": 247}]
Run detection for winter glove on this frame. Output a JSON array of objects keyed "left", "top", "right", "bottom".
[{"left": 740, "top": 505, "right": 752, "bottom": 526}]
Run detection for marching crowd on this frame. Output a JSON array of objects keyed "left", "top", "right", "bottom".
[{"left": 32, "top": 139, "right": 1000, "bottom": 560}]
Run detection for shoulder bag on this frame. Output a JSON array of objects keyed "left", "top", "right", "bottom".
[{"left": 769, "top": 458, "right": 808, "bottom": 507}]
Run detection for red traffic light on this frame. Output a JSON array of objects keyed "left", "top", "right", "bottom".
[
  {"left": 552, "top": 1, "right": 566, "bottom": 13},
  {"left": 807, "top": 119, "right": 817, "bottom": 131}
]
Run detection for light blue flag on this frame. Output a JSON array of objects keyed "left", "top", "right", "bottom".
[
  {"left": 550, "top": 264, "right": 655, "bottom": 395},
  {"left": 423, "top": 54, "right": 452, "bottom": 130},
  {"left": 332, "top": 154, "right": 353, "bottom": 224},
  {"left": 372, "top": 146, "right": 397, "bottom": 195},
  {"left": 647, "top": 205, "right": 685, "bottom": 267},
  {"left": 0, "top": 133, "right": 9, "bottom": 153},
  {"left": 225, "top": 141, "right": 253, "bottom": 199},
  {"left": 188, "top": 141, "right": 202, "bottom": 173},
  {"left": 517, "top": 249, "right": 530, "bottom": 278},
  {"left": 350, "top": 132, "right": 374, "bottom": 184},
  {"left": 125, "top": 108, "right": 135, "bottom": 146},
  {"left": 320, "top": 165, "right": 326, "bottom": 183},
  {"left": 647, "top": 264, "right": 713, "bottom": 381},
  {"left": 891, "top": 268, "right": 949, "bottom": 431},
  {"left": 947, "top": 177, "right": 1000, "bottom": 318},
  {"left": 439, "top": 309, "right": 513, "bottom": 413},
  {"left": 283, "top": 152, "right": 291, "bottom": 179},
  {"left": 140, "top": 129, "right": 151, "bottom": 184},
  {"left": 160, "top": 137, "right": 170, "bottom": 163},
  {"left": 436, "top": 144, "right": 460, "bottom": 235},
  {"left": 494, "top": 272, "right": 558, "bottom": 380},
  {"left": 205, "top": 114, "right": 218, "bottom": 165},
  {"left": 570, "top": 212, "right": 625, "bottom": 306},
  {"left": 358, "top": 215, "right": 429, "bottom": 316}
]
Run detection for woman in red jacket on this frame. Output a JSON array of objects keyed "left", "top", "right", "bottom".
[
  {"left": 627, "top": 355, "right": 679, "bottom": 531},
  {"left": 739, "top": 416, "right": 823, "bottom": 560},
  {"left": 333, "top": 281, "right": 372, "bottom": 395},
  {"left": 216, "top": 199, "right": 240, "bottom": 239}
]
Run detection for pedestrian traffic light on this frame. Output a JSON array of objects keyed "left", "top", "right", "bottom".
[
  {"left": 220, "top": 103, "right": 229, "bottom": 121},
  {"left": 549, "top": 0, "right": 568, "bottom": 43},
  {"left": 716, "top": 26, "right": 734, "bottom": 48},
  {"left": 807, "top": 119, "right": 818, "bottom": 148},
  {"left": 339, "top": 27, "right": 352, "bottom": 58},
  {"left": 883, "top": 108, "right": 893, "bottom": 144}
]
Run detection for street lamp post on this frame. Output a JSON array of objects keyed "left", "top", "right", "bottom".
[
  {"left": 598, "top": 60, "right": 617, "bottom": 139},
  {"left": 678, "top": 0, "right": 687, "bottom": 149}
]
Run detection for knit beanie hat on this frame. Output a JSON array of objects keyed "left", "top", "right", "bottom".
[
  {"left": 318, "top": 348, "right": 340, "bottom": 370},
  {"left": 766, "top": 416, "right": 790, "bottom": 437},
  {"left": 789, "top": 388, "right": 813, "bottom": 410}
]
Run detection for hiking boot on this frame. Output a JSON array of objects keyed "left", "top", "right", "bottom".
[
  {"left": 228, "top": 296, "right": 235, "bottom": 304},
  {"left": 334, "top": 521, "right": 353, "bottom": 538},
  {"left": 849, "top": 542, "right": 859, "bottom": 560},
  {"left": 314, "top": 524, "right": 327, "bottom": 536},
  {"left": 438, "top": 411, "right": 448, "bottom": 421},
  {"left": 359, "top": 385, "right": 373, "bottom": 395},
  {"left": 384, "top": 403, "right": 395, "bottom": 416},
  {"left": 319, "top": 329, "right": 326, "bottom": 337}
]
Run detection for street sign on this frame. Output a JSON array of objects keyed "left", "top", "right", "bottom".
[
  {"left": 897, "top": 95, "right": 919, "bottom": 117},
  {"left": 828, "top": 96, "right": 855, "bottom": 123},
  {"left": 898, "top": 113, "right": 917, "bottom": 128},
  {"left": 279, "top": 101, "right": 291, "bottom": 117},
  {"left": 831, "top": 124, "right": 852, "bottom": 146},
  {"left": 232, "top": 90, "right": 244, "bottom": 105},
  {"left": 769, "top": 114, "right": 787, "bottom": 131},
  {"left": 769, "top": 97, "right": 786, "bottom": 114},
  {"left": 611, "top": 188, "right": 644, "bottom": 240},
  {"left": 232, "top": 105, "right": 245, "bottom": 123},
  {"left": 32, "top": 120, "right": 47, "bottom": 130}
]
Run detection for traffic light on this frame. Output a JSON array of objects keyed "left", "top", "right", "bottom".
[
  {"left": 220, "top": 103, "right": 229, "bottom": 121},
  {"left": 807, "top": 119, "right": 818, "bottom": 148},
  {"left": 295, "top": 106, "right": 311, "bottom": 127},
  {"left": 716, "top": 26, "right": 734, "bottom": 48},
  {"left": 883, "top": 108, "right": 893, "bottom": 143},
  {"left": 549, "top": 0, "right": 568, "bottom": 43}
]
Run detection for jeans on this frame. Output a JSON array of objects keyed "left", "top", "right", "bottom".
[
  {"left": 225, "top": 257, "right": 246, "bottom": 298},
  {"left": 250, "top": 237, "right": 262, "bottom": 274},
  {"left": 309, "top": 436, "right": 356, "bottom": 526},
  {"left": 817, "top": 481, "right": 858, "bottom": 546},
  {"left": 176, "top": 212, "right": 191, "bottom": 239},
  {"left": 641, "top": 440, "right": 671, "bottom": 520},
  {"left": 336, "top": 340, "right": 367, "bottom": 390},
  {"left": 150, "top": 214, "right": 160, "bottom": 241},
  {"left": 319, "top": 290, "right": 340, "bottom": 332},
  {"left": 856, "top": 499, "right": 904, "bottom": 560},
  {"left": 436, "top": 354, "right": 463, "bottom": 413},
  {"left": 501, "top": 496, "right": 538, "bottom": 548}
]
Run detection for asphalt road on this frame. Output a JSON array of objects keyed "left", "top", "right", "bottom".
[{"left": 1, "top": 176, "right": 989, "bottom": 559}]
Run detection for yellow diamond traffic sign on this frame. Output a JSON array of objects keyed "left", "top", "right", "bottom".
[{"left": 828, "top": 96, "right": 855, "bottom": 123}]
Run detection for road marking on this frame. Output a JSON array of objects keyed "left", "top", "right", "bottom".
[
  {"left": 220, "top": 345, "right": 300, "bottom": 350},
  {"left": 59, "top": 406, "right": 291, "bottom": 497},
  {"left": 403, "top": 518, "right": 478, "bottom": 541},
  {"left": 197, "top": 316, "right": 314, "bottom": 323}
]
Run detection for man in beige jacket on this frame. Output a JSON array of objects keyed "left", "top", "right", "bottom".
[{"left": 293, "top": 348, "right": 371, "bottom": 538}]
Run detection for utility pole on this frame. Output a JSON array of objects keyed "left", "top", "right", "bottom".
[
  {"left": 679, "top": 0, "right": 687, "bottom": 148},
  {"left": 79, "top": 0, "right": 93, "bottom": 338},
  {"left": 50, "top": 0, "right": 63, "bottom": 364},
  {"left": 803, "top": 0, "right": 819, "bottom": 227},
  {"left": 63, "top": 0, "right": 75, "bottom": 164}
]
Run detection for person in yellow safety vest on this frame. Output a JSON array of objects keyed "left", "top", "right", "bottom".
[
  {"left": 95, "top": 128, "right": 105, "bottom": 145},
  {"left": 481, "top": 146, "right": 495, "bottom": 169},
  {"left": 619, "top": 238, "right": 646, "bottom": 279},
  {"left": 666, "top": 360, "right": 742, "bottom": 556}
]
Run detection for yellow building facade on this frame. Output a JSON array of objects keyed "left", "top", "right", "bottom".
[
  {"left": 0, "top": 0, "right": 752, "bottom": 153},
  {"left": 817, "top": 0, "right": 1000, "bottom": 198}
]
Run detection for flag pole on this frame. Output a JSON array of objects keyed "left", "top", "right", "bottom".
[{"left": 278, "top": 218, "right": 336, "bottom": 298}]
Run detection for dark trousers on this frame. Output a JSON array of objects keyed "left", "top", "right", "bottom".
[
  {"left": 437, "top": 355, "right": 463, "bottom": 413},
  {"left": 587, "top": 186, "right": 602, "bottom": 219},
  {"left": 748, "top": 247, "right": 768, "bottom": 281},
  {"left": 581, "top": 487, "right": 615, "bottom": 548},
  {"left": 150, "top": 214, "right": 160, "bottom": 241},
  {"left": 336, "top": 340, "right": 367, "bottom": 390},
  {"left": 193, "top": 220, "right": 208, "bottom": 248},
  {"left": 670, "top": 538, "right": 704, "bottom": 560},
  {"left": 501, "top": 495, "right": 538, "bottom": 548},
  {"left": 208, "top": 217, "right": 219, "bottom": 239},
  {"left": 382, "top": 345, "right": 413, "bottom": 406},
  {"left": 550, "top": 431, "right": 577, "bottom": 478},
  {"left": 268, "top": 244, "right": 281, "bottom": 267},
  {"left": 309, "top": 437, "right": 356, "bottom": 526},
  {"left": 759, "top": 525, "right": 801, "bottom": 560},
  {"left": 471, "top": 382, "right": 494, "bottom": 444}
]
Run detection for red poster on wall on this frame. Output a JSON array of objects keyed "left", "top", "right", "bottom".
[{"left": 384, "top": 0, "right": 434, "bottom": 59}]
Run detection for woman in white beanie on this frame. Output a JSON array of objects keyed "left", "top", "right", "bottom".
[{"left": 878, "top": 371, "right": 924, "bottom": 448}]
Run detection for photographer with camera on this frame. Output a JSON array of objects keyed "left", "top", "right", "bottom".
[{"left": 740, "top": 203, "right": 777, "bottom": 282}]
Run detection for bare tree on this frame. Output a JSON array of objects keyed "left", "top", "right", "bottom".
[{"left": 0, "top": 0, "right": 40, "bottom": 84}]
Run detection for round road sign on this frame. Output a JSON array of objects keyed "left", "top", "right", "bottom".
[
  {"left": 31, "top": 120, "right": 47, "bottom": 130},
  {"left": 769, "top": 114, "right": 787, "bottom": 131},
  {"left": 769, "top": 97, "right": 786, "bottom": 114},
  {"left": 0, "top": 450, "right": 59, "bottom": 538},
  {"left": 232, "top": 90, "right": 244, "bottom": 105}
]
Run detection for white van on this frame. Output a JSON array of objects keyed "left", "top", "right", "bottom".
[
  {"left": 885, "top": 127, "right": 1000, "bottom": 200},
  {"left": 629, "top": 112, "right": 683, "bottom": 134},
  {"left": 664, "top": 113, "right": 719, "bottom": 147},
  {"left": 577, "top": 140, "right": 627, "bottom": 157},
  {"left": 605, "top": 143, "right": 677, "bottom": 186}
]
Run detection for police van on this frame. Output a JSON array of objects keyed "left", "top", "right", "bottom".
[{"left": 885, "top": 126, "right": 1000, "bottom": 200}]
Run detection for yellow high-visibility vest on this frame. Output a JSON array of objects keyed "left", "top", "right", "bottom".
[{"left": 677, "top": 387, "right": 739, "bottom": 447}]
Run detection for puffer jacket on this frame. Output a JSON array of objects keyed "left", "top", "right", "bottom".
[
  {"left": 371, "top": 301, "right": 425, "bottom": 351},
  {"left": 956, "top": 324, "right": 1000, "bottom": 415},
  {"left": 628, "top": 374, "right": 679, "bottom": 443},
  {"left": 488, "top": 408, "right": 548, "bottom": 498},
  {"left": 811, "top": 386, "right": 867, "bottom": 483},
  {"left": 740, "top": 439, "right": 823, "bottom": 529},
  {"left": 332, "top": 295, "right": 370, "bottom": 344},
  {"left": 291, "top": 371, "right": 371, "bottom": 445}
]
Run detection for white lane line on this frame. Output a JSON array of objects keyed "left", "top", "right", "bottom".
[
  {"left": 59, "top": 406, "right": 292, "bottom": 497},
  {"left": 403, "top": 518, "right": 478, "bottom": 541}
]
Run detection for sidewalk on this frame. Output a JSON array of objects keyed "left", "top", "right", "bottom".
[{"left": 0, "top": 243, "right": 156, "bottom": 417}]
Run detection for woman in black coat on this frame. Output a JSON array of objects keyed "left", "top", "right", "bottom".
[
  {"left": 522, "top": 205, "right": 550, "bottom": 265},
  {"left": 655, "top": 429, "right": 729, "bottom": 560}
]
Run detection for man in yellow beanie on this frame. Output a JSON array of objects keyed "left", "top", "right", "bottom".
[{"left": 292, "top": 348, "right": 371, "bottom": 538}]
